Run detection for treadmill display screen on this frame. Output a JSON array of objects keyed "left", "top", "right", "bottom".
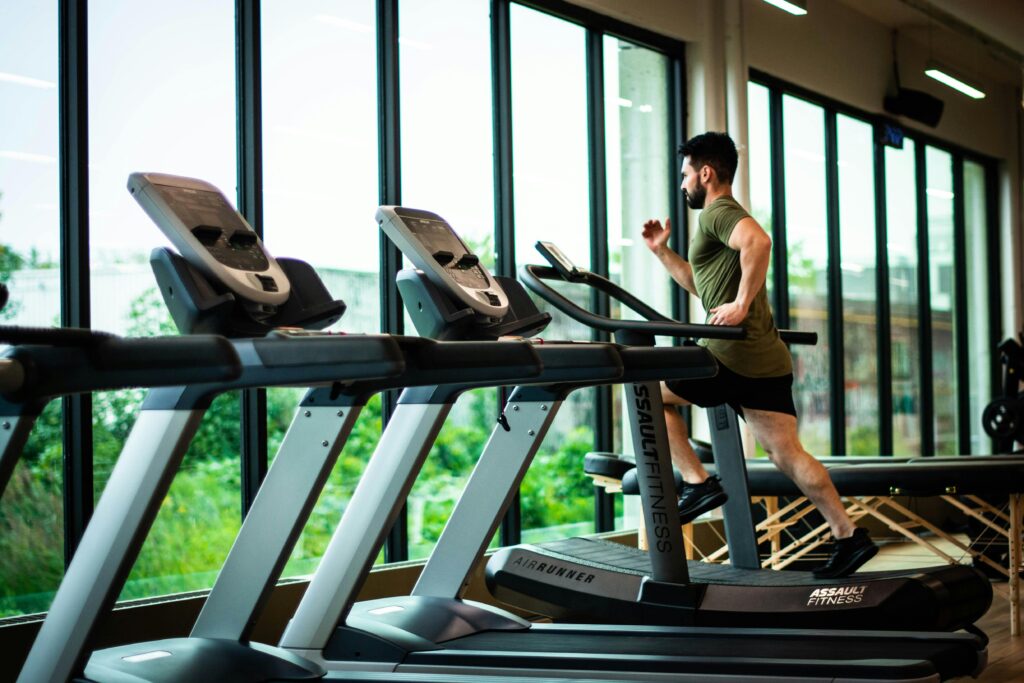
[
  {"left": 151, "top": 183, "right": 270, "bottom": 272},
  {"left": 399, "top": 212, "right": 489, "bottom": 290}
]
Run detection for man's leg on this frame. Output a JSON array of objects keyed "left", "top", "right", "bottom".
[
  {"left": 660, "top": 382, "right": 710, "bottom": 485},
  {"left": 742, "top": 408, "right": 855, "bottom": 538},
  {"left": 743, "top": 408, "right": 878, "bottom": 578},
  {"left": 660, "top": 383, "right": 728, "bottom": 523}
]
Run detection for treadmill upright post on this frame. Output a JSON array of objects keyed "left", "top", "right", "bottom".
[
  {"left": 280, "top": 396, "right": 452, "bottom": 653},
  {"left": 17, "top": 400, "right": 207, "bottom": 683},
  {"left": 623, "top": 378, "right": 690, "bottom": 585},
  {"left": 191, "top": 388, "right": 366, "bottom": 640},
  {"left": 412, "top": 387, "right": 563, "bottom": 598},
  {"left": 0, "top": 406, "right": 39, "bottom": 500},
  {"left": 707, "top": 404, "right": 760, "bottom": 569}
]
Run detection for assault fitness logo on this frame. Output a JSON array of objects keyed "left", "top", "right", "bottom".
[{"left": 806, "top": 585, "right": 868, "bottom": 607}]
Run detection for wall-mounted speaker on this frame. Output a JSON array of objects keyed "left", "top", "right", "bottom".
[{"left": 883, "top": 87, "right": 944, "bottom": 127}]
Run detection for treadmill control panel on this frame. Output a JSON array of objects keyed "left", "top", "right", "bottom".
[
  {"left": 377, "top": 206, "right": 508, "bottom": 319},
  {"left": 128, "top": 172, "right": 289, "bottom": 308}
]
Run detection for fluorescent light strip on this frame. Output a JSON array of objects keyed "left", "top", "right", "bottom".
[
  {"left": 315, "top": 14, "right": 372, "bottom": 34},
  {"left": 0, "top": 150, "right": 57, "bottom": 164},
  {"left": 0, "top": 71, "right": 56, "bottom": 89},
  {"left": 762, "top": 0, "right": 807, "bottom": 16},
  {"left": 925, "top": 187, "right": 955, "bottom": 200},
  {"left": 924, "top": 68, "right": 985, "bottom": 99}
]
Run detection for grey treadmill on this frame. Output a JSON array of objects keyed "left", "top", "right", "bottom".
[
  {"left": 14, "top": 174, "right": 546, "bottom": 683},
  {"left": 272, "top": 207, "right": 987, "bottom": 682}
]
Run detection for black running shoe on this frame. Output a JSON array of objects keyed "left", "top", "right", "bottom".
[
  {"left": 677, "top": 475, "right": 728, "bottom": 524},
  {"left": 812, "top": 527, "right": 879, "bottom": 579}
]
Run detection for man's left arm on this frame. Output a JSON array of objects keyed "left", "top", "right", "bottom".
[{"left": 707, "top": 217, "right": 772, "bottom": 326}]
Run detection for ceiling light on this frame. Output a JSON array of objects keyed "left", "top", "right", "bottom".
[
  {"left": 0, "top": 71, "right": 56, "bottom": 89},
  {"left": 924, "top": 61, "right": 985, "bottom": 99},
  {"left": 762, "top": 0, "right": 807, "bottom": 16}
]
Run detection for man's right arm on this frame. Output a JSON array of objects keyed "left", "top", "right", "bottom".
[{"left": 642, "top": 218, "right": 698, "bottom": 296}]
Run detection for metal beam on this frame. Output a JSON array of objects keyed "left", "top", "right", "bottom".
[{"left": 59, "top": 0, "right": 93, "bottom": 566}]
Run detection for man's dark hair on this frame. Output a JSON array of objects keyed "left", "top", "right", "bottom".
[{"left": 679, "top": 132, "right": 738, "bottom": 184}]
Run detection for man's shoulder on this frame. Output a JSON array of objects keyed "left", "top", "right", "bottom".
[{"left": 699, "top": 196, "right": 750, "bottom": 241}]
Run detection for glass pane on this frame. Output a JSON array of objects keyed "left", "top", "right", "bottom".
[
  {"left": 782, "top": 95, "right": 830, "bottom": 455},
  {"left": 262, "top": 0, "right": 379, "bottom": 332},
  {"left": 0, "top": 0, "right": 63, "bottom": 617},
  {"left": 925, "top": 146, "right": 957, "bottom": 453},
  {"left": 747, "top": 82, "right": 773, "bottom": 299},
  {"left": 88, "top": 0, "right": 240, "bottom": 601},
  {"left": 511, "top": 5, "right": 594, "bottom": 542},
  {"left": 603, "top": 35, "right": 672, "bottom": 510},
  {"left": 398, "top": 0, "right": 497, "bottom": 560},
  {"left": 260, "top": 0, "right": 382, "bottom": 572},
  {"left": 886, "top": 140, "right": 921, "bottom": 455},
  {"left": 963, "top": 160, "right": 991, "bottom": 454},
  {"left": 400, "top": 0, "right": 494, "bottom": 267},
  {"left": 836, "top": 115, "right": 879, "bottom": 455}
]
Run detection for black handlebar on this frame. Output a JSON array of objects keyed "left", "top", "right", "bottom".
[
  {"left": 519, "top": 264, "right": 817, "bottom": 346},
  {"left": 1, "top": 333, "right": 242, "bottom": 400},
  {"left": 0, "top": 325, "right": 117, "bottom": 347},
  {"left": 520, "top": 264, "right": 745, "bottom": 341}
]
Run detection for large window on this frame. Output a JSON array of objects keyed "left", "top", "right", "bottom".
[
  {"left": 836, "top": 115, "right": 879, "bottom": 455},
  {"left": 260, "top": 0, "right": 383, "bottom": 576},
  {"left": 749, "top": 73, "right": 999, "bottom": 458},
  {"left": 2, "top": 0, "right": 690, "bottom": 617},
  {"left": 747, "top": 82, "right": 773, "bottom": 296},
  {"left": 511, "top": 5, "right": 595, "bottom": 542},
  {"left": 400, "top": 0, "right": 497, "bottom": 560},
  {"left": 886, "top": 141, "right": 921, "bottom": 455},
  {"left": 782, "top": 95, "right": 831, "bottom": 455},
  {"left": 925, "top": 146, "right": 957, "bottom": 454},
  {"left": 88, "top": 0, "right": 241, "bottom": 601},
  {"left": 0, "top": 0, "right": 62, "bottom": 616},
  {"left": 604, "top": 35, "right": 674, "bottom": 526},
  {"left": 963, "top": 160, "right": 992, "bottom": 454}
]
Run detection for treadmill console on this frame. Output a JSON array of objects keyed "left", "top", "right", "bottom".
[
  {"left": 128, "top": 172, "right": 290, "bottom": 310},
  {"left": 377, "top": 206, "right": 508, "bottom": 319}
]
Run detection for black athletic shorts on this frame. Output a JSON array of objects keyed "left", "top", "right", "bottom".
[{"left": 664, "top": 361, "right": 797, "bottom": 418}]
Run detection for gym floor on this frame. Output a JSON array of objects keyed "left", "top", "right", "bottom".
[{"left": 868, "top": 540, "right": 1022, "bottom": 682}]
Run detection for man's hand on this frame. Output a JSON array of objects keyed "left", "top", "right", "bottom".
[
  {"left": 709, "top": 301, "right": 748, "bottom": 326},
  {"left": 642, "top": 218, "right": 672, "bottom": 255}
]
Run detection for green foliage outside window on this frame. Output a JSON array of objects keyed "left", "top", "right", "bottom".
[{"left": 0, "top": 255, "right": 598, "bottom": 615}]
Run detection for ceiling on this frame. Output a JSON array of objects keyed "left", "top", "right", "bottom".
[{"left": 837, "top": 0, "right": 1024, "bottom": 76}]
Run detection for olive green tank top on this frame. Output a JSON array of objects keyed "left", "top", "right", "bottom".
[{"left": 688, "top": 196, "right": 791, "bottom": 378}]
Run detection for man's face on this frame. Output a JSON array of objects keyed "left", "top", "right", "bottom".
[{"left": 680, "top": 158, "right": 707, "bottom": 210}]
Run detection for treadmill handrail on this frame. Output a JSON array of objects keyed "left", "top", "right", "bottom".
[
  {"left": 1, "top": 333, "right": 243, "bottom": 400},
  {"left": 521, "top": 264, "right": 743, "bottom": 340},
  {"left": 520, "top": 264, "right": 817, "bottom": 346}
]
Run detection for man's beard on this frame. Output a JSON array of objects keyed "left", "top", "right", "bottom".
[{"left": 684, "top": 179, "right": 707, "bottom": 209}]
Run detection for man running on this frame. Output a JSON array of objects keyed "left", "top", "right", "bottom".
[{"left": 642, "top": 131, "right": 877, "bottom": 578}]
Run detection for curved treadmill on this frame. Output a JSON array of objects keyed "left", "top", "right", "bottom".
[{"left": 482, "top": 248, "right": 991, "bottom": 633}]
